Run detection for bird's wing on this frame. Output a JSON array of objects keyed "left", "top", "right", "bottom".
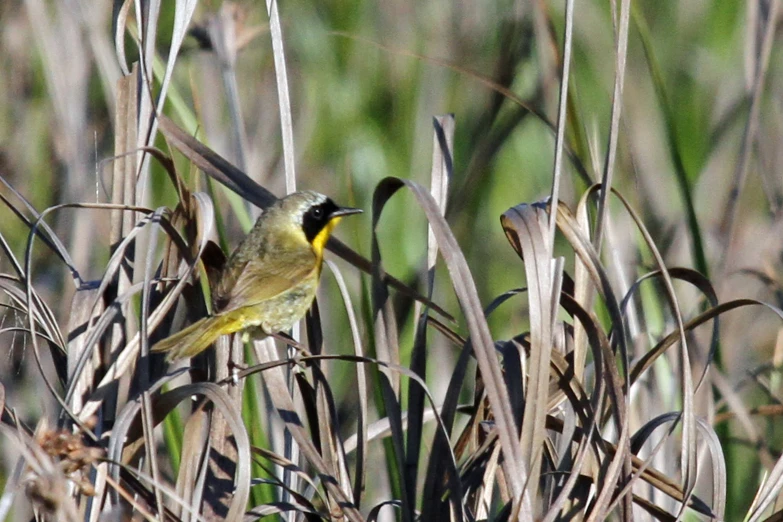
[{"left": 216, "top": 251, "right": 317, "bottom": 313}]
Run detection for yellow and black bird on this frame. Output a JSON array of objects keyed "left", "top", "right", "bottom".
[{"left": 152, "top": 191, "right": 362, "bottom": 360}]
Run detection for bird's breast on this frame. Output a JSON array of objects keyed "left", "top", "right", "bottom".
[{"left": 257, "top": 272, "right": 320, "bottom": 334}]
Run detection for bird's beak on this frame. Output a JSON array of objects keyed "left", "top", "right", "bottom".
[{"left": 331, "top": 206, "right": 363, "bottom": 218}]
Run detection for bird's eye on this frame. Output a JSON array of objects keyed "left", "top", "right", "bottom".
[{"left": 311, "top": 207, "right": 323, "bottom": 219}]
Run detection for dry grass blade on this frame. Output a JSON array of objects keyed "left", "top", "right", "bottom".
[
  {"left": 249, "top": 445, "right": 328, "bottom": 513},
  {"left": 571, "top": 185, "right": 597, "bottom": 382},
  {"left": 0, "top": 178, "right": 81, "bottom": 286},
  {"left": 373, "top": 177, "right": 529, "bottom": 513},
  {"left": 547, "top": 0, "right": 574, "bottom": 247},
  {"left": 203, "top": 332, "right": 245, "bottom": 509},
  {"left": 611, "top": 413, "right": 725, "bottom": 519},
  {"left": 136, "top": 207, "right": 169, "bottom": 518},
  {"left": 176, "top": 408, "right": 210, "bottom": 521},
  {"left": 66, "top": 286, "right": 104, "bottom": 420},
  {"left": 236, "top": 351, "right": 460, "bottom": 520},
  {"left": 113, "top": 0, "right": 133, "bottom": 75},
  {"left": 593, "top": 0, "right": 631, "bottom": 250},
  {"left": 411, "top": 114, "right": 455, "bottom": 521},
  {"left": 342, "top": 407, "right": 439, "bottom": 455},
  {"left": 104, "top": 66, "right": 141, "bottom": 484},
  {"left": 541, "top": 414, "right": 715, "bottom": 518},
  {"left": 747, "top": 446, "right": 783, "bottom": 522},
  {"left": 158, "top": 115, "right": 277, "bottom": 208},
  {"left": 500, "top": 202, "right": 560, "bottom": 511},
  {"left": 303, "top": 363, "right": 353, "bottom": 500},
  {"left": 619, "top": 267, "right": 719, "bottom": 391},
  {"left": 630, "top": 299, "right": 783, "bottom": 388},
  {"left": 0, "top": 273, "right": 64, "bottom": 381},
  {"left": 208, "top": 4, "right": 249, "bottom": 173},
  {"left": 252, "top": 338, "right": 365, "bottom": 522},
  {"left": 367, "top": 500, "right": 403, "bottom": 522},
  {"left": 264, "top": 0, "right": 296, "bottom": 191},
  {"left": 324, "top": 259, "right": 368, "bottom": 507},
  {"left": 594, "top": 186, "right": 697, "bottom": 499},
  {"left": 16, "top": 206, "right": 165, "bottom": 435},
  {"left": 554, "top": 200, "right": 629, "bottom": 375},
  {"left": 245, "top": 502, "right": 322, "bottom": 519},
  {"left": 0, "top": 202, "right": 69, "bottom": 353},
  {"left": 130, "top": 0, "right": 164, "bottom": 203},
  {"left": 161, "top": 0, "right": 198, "bottom": 117},
  {"left": 100, "top": 458, "right": 209, "bottom": 521},
  {"left": 55, "top": 203, "right": 179, "bottom": 407},
  {"left": 112, "top": 58, "right": 139, "bottom": 249},
  {"left": 109, "top": 368, "right": 187, "bottom": 455},
  {"left": 548, "top": 201, "right": 634, "bottom": 519},
  {"left": 369, "top": 182, "right": 409, "bottom": 519},
  {"left": 111, "top": 381, "right": 250, "bottom": 522},
  {"left": 541, "top": 293, "right": 610, "bottom": 521},
  {"left": 76, "top": 193, "right": 215, "bottom": 422}
]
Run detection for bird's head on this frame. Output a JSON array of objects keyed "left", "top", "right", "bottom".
[{"left": 269, "top": 191, "right": 362, "bottom": 258}]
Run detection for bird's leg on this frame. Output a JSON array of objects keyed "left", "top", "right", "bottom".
[
  {"left": 228, "top": 361, "right": 242, "bottom": 385},
  {"left": 270, "top": 331, "right": 309, "bottom": 353},
  {"left": 268, "top": 331, "right": 311, "bottom": 373}
]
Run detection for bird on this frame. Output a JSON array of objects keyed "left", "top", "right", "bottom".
[{"left": 151, "top": 190, "right": 362, "bottom": 360}]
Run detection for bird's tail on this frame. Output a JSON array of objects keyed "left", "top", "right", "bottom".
[{"left": 151, "top": 314, "right": 238, "bottom": 361}]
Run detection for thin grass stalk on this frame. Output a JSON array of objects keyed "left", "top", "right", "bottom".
[
  {"left": 547, "top": 0, "right": 574, "bottom": 250},
  {"left": 592, "top": 0, "right": 629, "bottom": 251},
  {"left": 260, "top": 3, "right": 301, "bottom": 504},
  {"left": 137, "top": 208, "right": 167, "bottom": 517},
  {"left": 718, "top": 0, "right": 779, "bottom": 265},
  {"left": 208, "top": 4, "right": 249, "bottom": 173},
  {"left": 324, "top": 259, "right": 368, "bottom": 508},
  {"left": 405, "top": 115, "right": 454, "bottom": 515},
  {"left": 130, "top": 0, "right": 155, "bottom": 203},
  {"left": 265, "top": 0, "right": 296, "bottom": 191}
]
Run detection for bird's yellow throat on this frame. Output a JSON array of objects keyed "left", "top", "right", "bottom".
[{"left": 311, "top": 216, "right": 341, "bottom": 261}]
